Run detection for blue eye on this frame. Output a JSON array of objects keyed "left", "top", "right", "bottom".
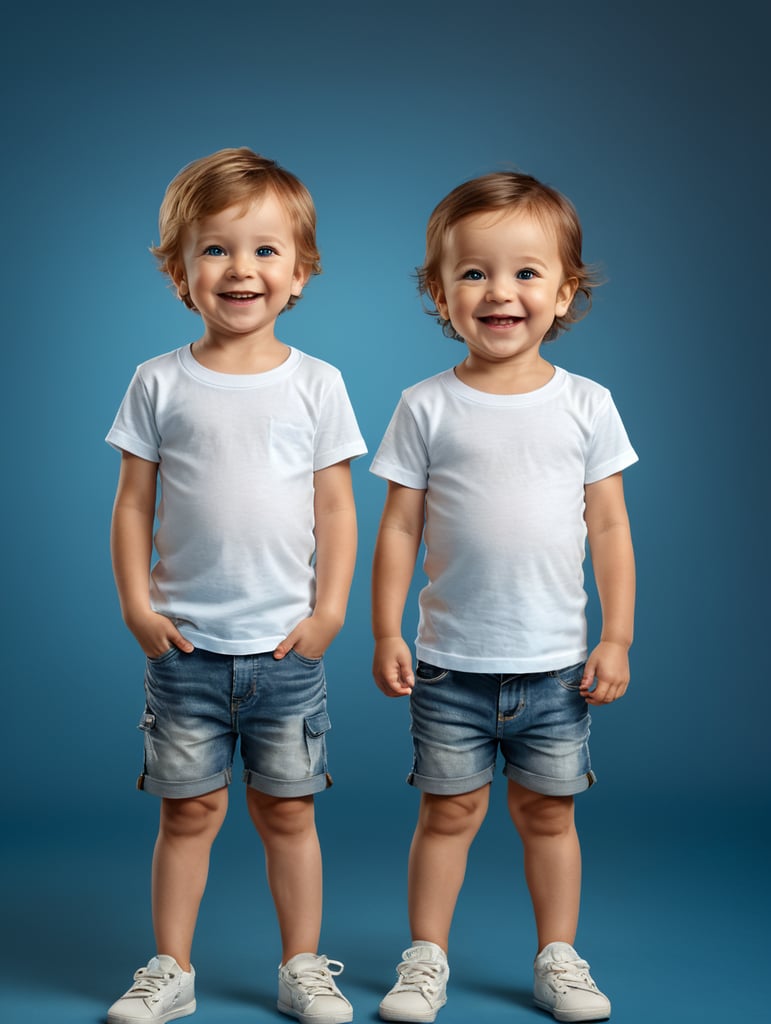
[
  {"left": 203, "top": 245, "right": 225, "bottom": 256},
  {"left": 461, "top": 269, "right": 485, "bottom": 280},
  {"left": 256, "top": 246, "right": 276, "bottom": 257},
  {"left": 517, "top": 269, "right": 536, "bottom": 280}
]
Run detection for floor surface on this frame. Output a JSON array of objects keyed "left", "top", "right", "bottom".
[{"left": 1, "top": 790, "right": 764, "bottom": 1023}]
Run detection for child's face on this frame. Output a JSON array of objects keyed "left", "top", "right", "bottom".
[
  {"left": 175, "top": 190, "right": 308, "bottom": 345},
  {"left": 433, "top": 208, "right": 577, "bottom": 372}
]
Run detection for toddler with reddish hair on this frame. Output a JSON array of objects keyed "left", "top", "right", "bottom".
[
  {"left": 106, "top": 148, "right": 364, "bottom": 1024},
  {"left": 372, "top": 171, "right": 637, "bottom": 1023}
]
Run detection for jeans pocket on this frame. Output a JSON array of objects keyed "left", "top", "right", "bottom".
[
  {"left": 147, "top": 647, "right": 180, "bottom": 666},
  {"left": 289, "top": 648, "right": 323, "bottom": 666},
  {"left": 415, "top": 661, "right": 450, "bottom": 684},
  {"left": 550, "top": 662, "right": 586, "bottom": 691}
]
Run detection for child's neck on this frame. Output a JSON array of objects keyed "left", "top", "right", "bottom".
[
  {"left": 191, "top": 334, "right": 290, "bottom": 375},
  {"left": 454, "top": 354, "right": 555, "bottom": 395}
]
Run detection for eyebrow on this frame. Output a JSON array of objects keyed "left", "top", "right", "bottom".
[
  {"left": 193, "top": 231, "right": 290, "bottom": 246},
  {"left": 452, "top": 255, "right": 550, "bottom": 270}
]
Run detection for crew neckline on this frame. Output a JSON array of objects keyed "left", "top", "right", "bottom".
[
  {"left": 177, "top": 344, "right": 301, "bottom": 389},
  {"left": 443, "top": 365, "right": 567, "bottom": 406}
]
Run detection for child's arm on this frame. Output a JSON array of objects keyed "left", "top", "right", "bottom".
[
  {"left": 371, "top": 481, "right": 426, "bottom": 697},
  {"left": 274, "top": 460, "right": 357, "bottom": 660},
  {"left": 581, "top": 471, "right": 635, "bottom": 705},
  {"left": 110, "top": 451, "right": 194, "bottom": 658}
]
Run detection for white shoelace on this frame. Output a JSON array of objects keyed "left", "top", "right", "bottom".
[
  {"left": 395, "top": 958, "right": 445, "bottom": 997},
  {"left": 544, "top": 956, "right": 597, "bottom": 992},
  {"left": 288, "top": 956, "right": 345, "bottom": 998},
  {"left": 124, "top": 963, "right": 176, "bottom": 1002}
]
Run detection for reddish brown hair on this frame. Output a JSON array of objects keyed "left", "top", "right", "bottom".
[
  {"left": 151, "top": 147, "right": 321, "bottom": 311},
  {"left": 418, "top": 172, "right": 601, "bottom": 342}
]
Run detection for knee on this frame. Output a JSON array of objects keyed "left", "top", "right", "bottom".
[
  {"left": 160, "top": 789, "right": 228, "bottom": 840},
  {"left": 247, "top": 791, "right": 315, "bottom": 841},
  {"left": 509, "top": 788, "right": 574, "bottom": 840},
  {"left": 418, "top": 788, "right": 489, "bottom": 839}
]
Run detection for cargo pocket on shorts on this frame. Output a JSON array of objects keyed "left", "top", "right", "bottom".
[
  {"left": 304, "top": 710, "right": 331, "bottom": 778},
  {"left": 136, "top": 710, "right": 157, "bottom": 790}
]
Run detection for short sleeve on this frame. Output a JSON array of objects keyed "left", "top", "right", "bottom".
[
  {"left": 370, "top": 397, "right": 430, "bottom": 490},
  {"left": 105, "top": 369, "right": 161, "bottom": 463},
  {"left": 312, "top": 372, "right": 367, "bottom": 471},
  {"left": 584, "top": 392, "right": 638, "bottom": 484}
]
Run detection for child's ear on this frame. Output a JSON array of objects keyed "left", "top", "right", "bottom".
[
  {"left": 430, "top": 281, "right": 449, "bottom": 321},
  {"left": 291, "top": 263, "right": 312, "bottom": 298},
  {"left": 555, "top": 277, "right": 579, "bottom": 317},
  {"left": 169, "top": 263, "right": 189, "bottom": 301}
]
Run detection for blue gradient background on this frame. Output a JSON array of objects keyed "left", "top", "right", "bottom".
[{"left": 1, "top": 1, "right": 767, "bottom": 1021}]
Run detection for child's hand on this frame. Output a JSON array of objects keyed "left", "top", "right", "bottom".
[
  {"left": 127, "top": 610, "right": 195, "bottom": 659},
  {"left": 580, "top": 641, "right": 630, "bottom": 704},
  {"left": 372, "top": 637, "right": 415, "bottom": 697},
  {"left": 273, "top": 612, "right": 342, "bottom": 661}
]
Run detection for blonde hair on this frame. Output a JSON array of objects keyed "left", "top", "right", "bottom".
[
  {"left": 151, "top": 147, "right": 321, "bottom": 311},
  {"left": 418, "top": 172, "right": 601, "bottom": 342}
]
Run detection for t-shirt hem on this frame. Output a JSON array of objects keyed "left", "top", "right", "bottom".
[
  {"left": 105, "top": 429, "right": 159, "bottom": 463},
  {"left": 181, "top": 630, "right": 286, "bottom": 655},
  {"left": 585, "top": 449, "right": 638, "bottom": 484},
  {"left": 415, "top": 643, "right": 588, "bottom": 674},
  {"left": 315, "top": 440, "right": 368, "bottom": 471},
  {"left": 370, "top": 460, "right": 427, "bottom": 489}
]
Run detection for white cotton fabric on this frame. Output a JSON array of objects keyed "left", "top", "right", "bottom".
[
  {"left": 370, "top": 366, "right": 638, "bottom": 672},
  {"left": 107, "top": 345, "right": 367, "bottom": 654}
]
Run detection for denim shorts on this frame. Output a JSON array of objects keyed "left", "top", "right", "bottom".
[
  {"left": 408, "top": 661, "right": 596, "bottom": 797},
  {"left": 137, "top": 647, "right": 332, "bottom": 799}
]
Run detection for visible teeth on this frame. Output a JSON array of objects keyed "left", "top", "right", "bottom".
[{"left": 222, "top": 292, "right": 258, "bottom": 299}]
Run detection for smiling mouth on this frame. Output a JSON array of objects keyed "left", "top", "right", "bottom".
[
  {"left": 219, "top": 291, "right": 261, "bottom": 301},
  {"left": 479, "top": 315, "right": 523, "bottom": 326}
]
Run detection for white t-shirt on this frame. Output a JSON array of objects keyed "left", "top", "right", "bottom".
[
  {"left": 370, "top": 366, "right": 638, "bottom": 673},
  {"left": 107, "top": 345, "right": 367, "bottom": 654}
]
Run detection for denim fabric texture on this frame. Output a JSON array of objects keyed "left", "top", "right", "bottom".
[
  {"left": 137, "top": 647, "right": 332, "bottom": 798},
  {"left": 408, "top": 661, "right": 595, "bottom": 796}
]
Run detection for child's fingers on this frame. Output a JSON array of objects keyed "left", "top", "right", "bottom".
[
  {"left": 374, "top": 661, "right": 414, "bottom": 697},
  {"left": 585, "top": 676, "right": 627, "bottom": 704},
  {"left": 397, "top": 658, "right": 415, "bottom": 689},
  {"left": 580, "top": 660, "right": 597, "bottom": 697},
  {"left": 171, "top": 629, "right": 195, "bottom": 654},
  {"left": 137, "top": 615, "right": 194, "bottom": 657},
  {"left": 273, "top": 633, "right": 295, "bottom": 660},
  {"left": 383, "top": 680, "right": 413, "bottom": 697}
]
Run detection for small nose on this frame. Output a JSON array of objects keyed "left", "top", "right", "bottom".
[
  {"left": 228, "top": 253, "right": 255, "bottom": 278},
  {"left": 485, "top": 276, "right": 515, "bottom": 302}
]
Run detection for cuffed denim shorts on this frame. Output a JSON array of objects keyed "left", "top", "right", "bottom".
[
  {"left": 408, "top": 661, "right": 596, "bottom": 797},
  {"left": 137, "top": 647, "right": 332, "bottom": 799}
]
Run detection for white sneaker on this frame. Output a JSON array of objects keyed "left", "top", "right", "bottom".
[
  {"left": 379, "top": 942, "right": 449, "bottom": 1022},
  {"left": 277, "top": 953, "right": 353, "bottom": 1024},
  {"left": 107, "top": 955, "right": 196, "bottom": 1023},
  {"left": 533, "top": 942, "right": 611, "bottom": 1022}
]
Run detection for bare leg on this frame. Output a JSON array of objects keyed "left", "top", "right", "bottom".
[
  {"left": 507, "top": 780, "right": 581, "bottom": 952},
  {"left": 151, "top": 788, "right": 229, "bottom": 970},
  {"left": 247, "top": 790, "right": 322, "bottom": 963},
  {"left": 407, "top": 786, "right": 490, "bottom": 952}
]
